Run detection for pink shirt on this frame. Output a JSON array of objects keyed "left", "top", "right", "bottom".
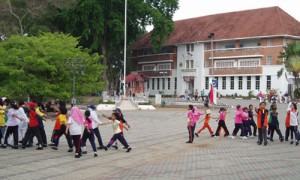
[
  {"left": 187, "top": 110, "right": 195, "bottom": 126},
  {"left": 234, "top": 108, "right": 243, "bottom": 124},
  {"left": 219, "top": 112, "right": 226, "bottom": 121},
  {"left": 193, "top": 107, "right": 204, "bottom": 123},
  {"left": 84, "top": 117, "right": 93, "bottom": 130},
  {"left": 241, "top": 112, "right": 249, "bottom": 121}
]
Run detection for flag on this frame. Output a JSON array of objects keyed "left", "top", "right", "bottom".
[{"left": 209, "top": 84, "right": 214, "bottom": 104}]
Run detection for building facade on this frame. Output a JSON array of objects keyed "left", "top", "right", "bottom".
[{"left": 130, "top": 7, "right": 300, "bottom": 97}]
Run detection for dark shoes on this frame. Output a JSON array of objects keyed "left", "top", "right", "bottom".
[
  {"left": 112, "top": 145, "right": 118, "bottom": 150},
  {"left": 82, "top": 151, "right": 87, "bottom": 154},
  {"left": 126, "top": 147, "right": 132, "bottom": 153},
  {"left": 67, "top": 148, "right": 73, "bottom": 152},
  {"left": 52, "top": 147, "right": 58, "bottom": 150},
  {"left": 36, "top": 147, "right": 43, "bottom": 150},
  {"left": 186, "top": 141, "right": 193, "bottom": 144},
  {"left": 195, "top": 133, "right": 199, "bottom": 137}
]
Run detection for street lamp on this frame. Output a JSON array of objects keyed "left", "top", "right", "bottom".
[
  {"left": 123, "top": 0, "right": 128, "bottom": 96},
  {"left": 208, "top": 33, "right": 215, "bottom": 104},
  {"left": 64, "top": 58, "right": 86, "bottom": 101}
]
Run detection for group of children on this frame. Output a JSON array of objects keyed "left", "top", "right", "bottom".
[
  {"left": 187, "top": 101, "right": 299, "bottom": 146},
  {"left": 0, "top": 98, "right": 132, "bottom": 158}
]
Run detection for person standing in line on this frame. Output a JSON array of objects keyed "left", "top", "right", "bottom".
[
  {"left": 66, "top": 106, "right": 84, "bottom": 158},
  {"left": 195, "top": 89, "right": 199, "bottom": 101},
  {"left": 241, "top": 107, "right": 250, "bottom": 138},
  {"left": 269, "top": 106, "right": 284, "bottom": 142},
  {"left": 214, "top": 107, "right": 230, "bottom": 137},
  {"left": 248, "top": 104, "right": 257, "bottom": 137},
  {"left": 102, "top": 113, "right": 131, "bottom": 152},
  {"left": 35, "top": 101, "right": 49, "bottom": 147},
  {"left": 285, "top": 106, "right": 293, "bottom": 142},
  {"left": 255, "top": 102, "right": 269, "bottom": 146},
  {"left": 201, "top": 89, "right": 205, "bottom": 101},
  {"left": 195, "top": 109, "right": 215, "bottom": 137},
  {"left": 186, "top": 105, "right": 196, "bottom": 143},
  {"left": 81, "top": 110, "right": 98, "bottom": 157},
  {"left": 231, "top": 105, "right": 246, "bottom": 139},
  {"left": 88, "top": 105, "right": 107, "bottom": 150},
  {"left": 289, "top": 103, "right": 299, "bottom": 146},
  {"left": 21, "top": 102, "right": 43, "bottom": 150},
  {"left": 51, "top": 106, "right": 73, "bottom": 152},
  {"left": 2, "top": 102, "right": 22, "bottom": 149},
  {"left": 17, "top": 101, "right": 29, "bottom": 143},
  {"left": 0, "top": 99, "right": 6, "bottom": 146}
]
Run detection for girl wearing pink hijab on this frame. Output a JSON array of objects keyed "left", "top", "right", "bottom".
[{"left": 66, "top": 106, "right": 84, "bottom": 158}]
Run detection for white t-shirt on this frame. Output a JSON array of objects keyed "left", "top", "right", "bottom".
[
  {"left": 6, "top": 109, "right": 19, "bottom": 126},
  {"left": 89, "top": 108, "right": 102, "bottom": 129},
  {"left": 290, "top": 111, "right": 299, "bottom": 126},
  {"left": 68, "top": 117, "right": 83, "bottom": 135},
  {"left": 17, "top": 107, "right": 29, "bottom": 129},
  {"left": 111, "top": 120, "right": 121, "bottom": 134}
]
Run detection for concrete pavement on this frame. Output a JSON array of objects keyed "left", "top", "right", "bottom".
[{"left": 0, "top": 99, "right": 299, "bottom": 179}]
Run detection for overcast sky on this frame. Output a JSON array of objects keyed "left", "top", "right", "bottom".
[{"left": 147, "top": 0, "right": 299, "bottom": 31}]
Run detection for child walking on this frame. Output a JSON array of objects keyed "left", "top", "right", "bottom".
[
  {"left": 215, "top": 107, "right": 230, "bottom": 137},
  {"left": 66, "top": 106, "right": 84, "bottom": 158},
  {"left": 102, "top": 113, "right": 131, "bottom": 152},
  {"left": 195, "top": 109, "right": 215, "bottom": 137},
  {"left": 81, "top": 110, "right": 102, "bottom": 157},
  {"left": 255, "top": 102, "right": 269, "bottom": 146},
  {"left": 269, "top": 106, "right": 284, "bottom": 142},
  {"left": 248, "top": 104, "right": 257, "bottom": 137},
  {"left": 17, "top": 101, "right": 29, "bottom": 143},
  {"left": 0, "top": 99, "right": 6, "bottom": 146},
  {"left": 88, "top": 105, "right": 106, "bottom": 150},
  {"left": 241, "top": 107, "right": 250, "bottom": 138},
  {"left": 231, "top": 105, "right": 246, "bottom": 139},
  {"left": 289, "top": 103, "right": 299, "bottom": 145}
]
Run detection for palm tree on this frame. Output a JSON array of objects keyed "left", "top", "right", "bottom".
[{"left": 278, "top": 41, "right": 300, "bottom": 99}]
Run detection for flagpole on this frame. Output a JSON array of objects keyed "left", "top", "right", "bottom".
[{"left": 123, "top": 0, "right": 127, "bottom": 96}]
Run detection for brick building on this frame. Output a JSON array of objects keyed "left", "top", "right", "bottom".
[{"left": 130, "top": 7, "right": 300, "bottom": 97}]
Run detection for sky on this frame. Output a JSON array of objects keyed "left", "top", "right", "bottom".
[{"left": 147, "top": 0, "right": 300, "bottom": 31}]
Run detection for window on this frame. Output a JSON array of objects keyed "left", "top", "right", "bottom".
[
  {"left": 205, "top": 77, "right": 209, "bottom": 90},
  {"left": 225, "top": 44, "right": 235, "bottom": 49},
  {"left": 186, "top": 44, "right": 190, "bottom": 52},
  {"left": 255, "top": 76, "right": 260, "bottom": 90},
  {"left": 143, "top": 64, "right": 156, "bottom": 71},
  {"left": 205, "top": 60, "right": 210, "bottom": 68},
  {"left": 230, "top": 76, "right": 234, "bottom": 90},
  {"left": 152, "top": 79, "right": 154, "bottom": 90},
  {"left": 167, "top": 78, "right": 171, "bottom": 90},
  {"left": 238, "top": 76, "right": 243, "bottom": 90},
  {"left": 267, "top": 39, "right": 272, "bottom": 46},
  {"left": 147, "top": 80, "right": 150, "bottom": 89},
  {"left": 174, "top": 78, "right": 177, "bottom": 90},
  {"left": 162, "top": 78, "right": 165, "bottom": 90},
  {"left": 206, "top": 44, "right": 211, "bottom": 50},
  {"left": 222, "top": 77, "right": 226, "bottom": 90},
  {"left": 239, "top": 59, "right": 260, "bottom": 67},
  {"left": 215, "top": 60, "right": 234, "bottom": 68},
  {"left": 239, "top": 44, "right": 244, "bottom": 48},
  {"left": 190, "top": 60, "right": 194, "bottom": 69},
  {"left": 247, "top": 76, "right": 251, "bottom": 90},
  {"left": 157, "top": 78, "right": 160, "bottom": 90},
  {"left": 257, "top": 42, "right": 261, "bottom": 46},
  {"left": 266, "top": 56, "right": 272, "bottom": 65},
  {"left": 215, "top": 77, "right": 219, "bottom": 89},
  {"left": 186, "top": 60, "right": 189, "bottom": 69},
  {"left": 191, "top": 44, "right": 194, "bottom": 52},
  {"left": 186, "top": 44, "right": 194, "bottom": 52},
  {"left": 157, "top": 63, "right": 171, "bottom": 70},
  {"left": 267, "top": 76, "right": 271, "bottom": 89}
]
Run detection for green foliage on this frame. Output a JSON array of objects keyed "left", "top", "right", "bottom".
[
  {"left": 0, "top": 33, "right": 104, "bottom": 99},
  {"left": 294, "top": 88, "right": 300, "bottom": 99}
]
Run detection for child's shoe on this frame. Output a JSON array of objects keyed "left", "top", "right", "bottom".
[
  {"left": 112, "top": 145, "right": 118, "bottom": 150},
  {"left": 67, "top": 148, "right": 73, "bottom": 152},
  {"left": 290, "top": 141, "right": 294, "bottom": 145},
  {"left": 195, "top": 133, "right": 199, "bottom": 137},
  {"left": 296, "top": 141, "right": 299, "bottom": 146},
  {"left": 264, "top": 142, "right": 268, "bottom": 146},
  {"left": 126, "top": 147, "right": 132, "bottom": 153},
  {"left": 94, "top": 152, "right": 98, "bottom": 157}
]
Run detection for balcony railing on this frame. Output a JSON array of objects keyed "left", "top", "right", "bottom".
[
  {"left": 141, "top": 70, "right": 172, "bottom": 77},
  {"left": 209, "top": 66, "right": 263, "bottom": 75},
  {"left": 132, "top": 53, "right": 177, "bottom": 63}
]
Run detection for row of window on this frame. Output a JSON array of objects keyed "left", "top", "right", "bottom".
[
  {"left": 205, "top": 76, "right": 272, "bottom": 90},
  {"left": 208, "top": 57, "right": 274, "bottom": 68},
  {"left": 148, "top": 78, "right": 177, "bottom": 90},
  {"left": 143, "top": 63, "right": 171, "bottom": 71}
]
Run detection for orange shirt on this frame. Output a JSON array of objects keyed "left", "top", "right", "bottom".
[
  {"left": 285, "top": 110, "right": 290, "bottom": 128},
  {"left": 204, "top": 114, "right": 210, "bottom": 124},
  {"left": 53, "top": 113, "right": 61, "bottom": 130},
  {"left": 257, "top": 109, "right": 268, "bottom": 128}
]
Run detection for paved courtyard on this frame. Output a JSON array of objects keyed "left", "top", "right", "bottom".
[{"left": 0, "top": 99, "right": 300, "bottom": 180}]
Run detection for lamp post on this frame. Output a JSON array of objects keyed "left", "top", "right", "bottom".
[
  {"left": 123, "top": 0, "right": 128, "bottom": 96},
  {"left": 208, "top": 33, "right": 215, "bottom": 104},
  {"left": 64, "top": 58, "right": 86, "bottom": 101}
]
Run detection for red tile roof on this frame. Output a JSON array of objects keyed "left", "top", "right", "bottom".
[{"left": 133, "top": 6, "right": 300, "bottom": 49}]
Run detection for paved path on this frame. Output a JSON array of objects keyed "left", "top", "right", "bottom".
[{"left": 0, "top": 100, "right": 299, "bottom": 179}]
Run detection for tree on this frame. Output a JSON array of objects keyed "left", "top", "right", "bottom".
[
  {"left": 278, "top": 41, "right": 300, "bottom": 98},
  {"left": 0, "top": 33, "right": 104, "bottom": 99},
  {"left": 55, "top": 0, "right": 179, "bottom": 89}
]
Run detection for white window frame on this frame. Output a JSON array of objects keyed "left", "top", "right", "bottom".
[
  {"left": 142, "top": 64, "right": 156, "bottom": 71},
  {"left": 266, "top": 56, "right": 272, "bottom": 65},
  {"left": 215, "top": 60, "right": 235, "bottom": 68},
  {"left": 238, "top": 58, "right": 260, "bottom": 68},
  {"left": 157, "top": 63, "right": 171, "bottom": 70}
]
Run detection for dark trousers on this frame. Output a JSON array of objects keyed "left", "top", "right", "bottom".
[
  {"left": 232, "top": 123, "right": 245, "bottom": 136},
  {"left": 4, "top": 125, "right": 18, "bottom": 146},
  {"left": 93, "top": 127, "right": 104, "bottom": 147},
  {"left": 215, "top": 120, "right": 229, "bottom": 136},
  {"left": 0, "top": 126, "right": 7, "bottom": 144},
  {"left": 285, "top": 127, "right": 292, "bottom": 141},
  {"left": 242, "top": 120, "right": 250, "bottom": 137},
  {"left": 187, "top": 125, "right": 195, "bottom": 142},
  {"left": 107, "top": 132, "right": 129, "bottom": 148},
  {"left": 269, "top": 125, "right": 283, "bottom": 140},
  {"left": 22, "top": 126, "right": 43, "bottom": 146},
  {"left": 81, "top": 129, "right": 97, "bottom": 152},
  {"left": 290, "top": 126, "right": 299, "bottom": 141},
  {"left": 195, "top": 95, "right": 198, "bottom": 101},
  {"left": 72, "top": 135, "right": 81, "bottom": 155},
  {"left": 51, "top": 129, "right": 58, "bottom": 143},
  {"left": 258, "top": 126, "right": 267, "bottom": 144},
  {"left": 53, "top": 125, "right": 73, "bottom": 148},
  {"left": 29, "top": 127, "right": 47, "bottom": 145},
  {"left": 249, "top": 120, "right": 257, "bottom": 136}
]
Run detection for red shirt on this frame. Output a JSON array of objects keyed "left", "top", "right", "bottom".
[{"left": 29, "top": 110, "right": 39, "bottom": 127}]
